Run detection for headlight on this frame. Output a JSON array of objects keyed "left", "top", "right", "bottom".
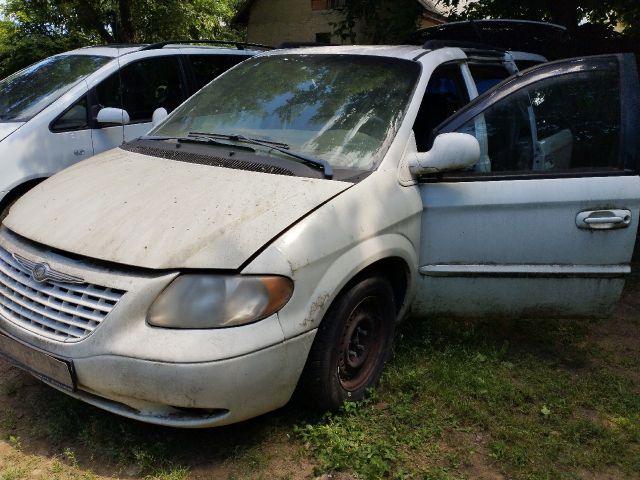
[{"left": 147, "top": 275, "right": 293, "bottom": 328}]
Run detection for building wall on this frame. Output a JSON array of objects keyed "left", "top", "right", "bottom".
[
  {"left": 246, "top": 0, "right": 359, "bottom": 46},
  {"left": 244, "top": 0, "right": 445, "bottom": 46}
]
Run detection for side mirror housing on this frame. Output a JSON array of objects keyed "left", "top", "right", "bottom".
[
  {"left": 151, "top": 107, "right": 169, "bottom": 128},
  {"left": 96, "top": 107, "right": 130, "bottom": 125},
  {"left": 408, "top": 132, "right": 480, "bottom": 177}
]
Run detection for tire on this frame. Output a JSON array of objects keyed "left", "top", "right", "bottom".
[{"left": 299, "top": 275, "right": 396, "bottom": 410}]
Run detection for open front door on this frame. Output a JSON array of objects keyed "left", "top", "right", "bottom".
[{"left": 414, "top": 54, "right": 640, "bottom": 318}]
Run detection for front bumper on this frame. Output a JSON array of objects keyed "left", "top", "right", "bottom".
[
  {"left": 0, "top": 228, "right": 315, "bottom": 427},
  {"left": 33, "top": 331, "right": 315, "bottom": 428}
]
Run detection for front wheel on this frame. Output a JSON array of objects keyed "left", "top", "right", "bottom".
[{"left": 299, "top": 275, "right": 396, "bottom": 410}]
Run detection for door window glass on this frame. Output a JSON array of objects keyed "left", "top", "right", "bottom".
[
  {"left": 189, "top": 55, "right": 249, "bottom": 91},
  {"left": 94, "top": 70, "right": 122, "bottom": 118},
  {"left": 455, "top": 67, "right": 622, "bottom": 173},
  {"left": 0, "top": 55, "right": 108, "bottom": 122},
  {"left": 94, "top": 56, "right": 186, "bottom": 123},
  {"left": 51, "top": 96, "right": 89, "bottom": 132},
  {"left": 413, "top": 64, "right": 469, "bottom": 151}
]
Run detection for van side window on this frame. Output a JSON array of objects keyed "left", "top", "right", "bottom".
[
  {"left": 51, "top": 96, "right": 89, "bottom": 132},
  {"left": 94, "top": 71, "right": 122, "bottom": 117},
  {"left": 94, "top": 56, "right": 187, "bottom": 123},
  {"left": 413, "top": 64, "right": 468, "bottom": 152},
  {"left": 456, "top": 67, "right": 623, "bottom": 174}
]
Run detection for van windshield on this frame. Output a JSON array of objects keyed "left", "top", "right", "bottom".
[
  {"left": 0, "top": 54, "right": 110, "bottom": 122},
  {"left": 152, "top": 54, "right": 420, "bottom": 171}
]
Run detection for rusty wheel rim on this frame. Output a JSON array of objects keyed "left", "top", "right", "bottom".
[{"left": 338, "top": 296, "right": 384, "bottom": 391}]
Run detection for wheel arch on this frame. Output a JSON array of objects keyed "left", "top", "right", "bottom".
[
  {"left": 0, "top": 177, "right": 47, "bottom": 219},
  {"left": 275, "top": 233, "right": 419, "bottom": 341},
  {"left": 341, "top": 256, "right": 411, "bottom": 316}
]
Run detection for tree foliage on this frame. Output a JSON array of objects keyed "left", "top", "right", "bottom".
[
  {"left": 0, "top": 0, "right": 244, "bottom": 78},
  {"left": 333, "top": 0, "right": 424, "bottom": 44},
  {"left": 439, "top": 0, "right": 640, "bottom": 37},
  {"left": 333, "top": 0, "right": 639, "bottom": 45}
]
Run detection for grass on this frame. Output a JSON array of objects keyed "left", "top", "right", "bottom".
[
  {"left": 296, "top": 315, "right": 640, "bottom": 479},
  {"left": 1, "top": 311, "right": 639, "bottom": 479}
]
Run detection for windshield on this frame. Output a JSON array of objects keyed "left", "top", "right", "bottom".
[
  {"left": 152, "top": 54, "right": 420, "bottom": 170},
  {"left": 0, "top": 54, "right": 110, "bottom": 121}
]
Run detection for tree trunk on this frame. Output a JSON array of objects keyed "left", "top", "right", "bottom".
[
  {"left": 77, "top": 0, "right": 115, "bottom": 43},
  {"left": 116, "top": 0, "right": 137, "bottom": 43}
]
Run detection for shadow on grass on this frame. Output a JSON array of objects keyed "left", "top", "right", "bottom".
[
  {"left": 0, "top": 380, "right": 321, "bottom": 477},
  {"left": 397, "top": 312, "right": 593, "bottom": 369}
]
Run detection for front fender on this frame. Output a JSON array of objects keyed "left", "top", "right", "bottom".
[{"left": 244, "top": 231, "right": 419, "bottom": 340}]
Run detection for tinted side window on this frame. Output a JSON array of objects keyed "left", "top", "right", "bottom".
[
  {"left": 414, "top": 64, "right": 469, "bottom": 151},
  {"left": 456, "top": 68, "right": 622, "bottom": 174},
  {"left": 94, "top": 57, "right": 186, "bottom": 123},
  {"left": 122, "top": 57, "right": 186, "bottom": 122},
  {"left": 189, "top": 55, "right": 249, "bottom": 91},
  {"left": 530, "top": 71, "right": 620, "bottom": 171},
  {"left": 94, "top": 71, "right": 121, "bottom": 115},
  {"left": 51, "top": 96, "right": 89, "bottom": 132}
]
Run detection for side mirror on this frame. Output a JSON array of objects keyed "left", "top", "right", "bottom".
[
  {"left": 408, "top": 132, "right": 480, "bottom": 177},
  {"left": 96, "top": 107, "right": 130, "bottom": 125},
  {"left": 151, "top": 107, "right": 169, "bottom": 127}
]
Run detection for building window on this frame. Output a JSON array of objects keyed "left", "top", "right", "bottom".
[{"left": 329, "top": 0, "right": 346, "bottom": 8}]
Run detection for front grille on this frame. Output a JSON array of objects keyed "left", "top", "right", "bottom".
[{"left": 0, "top": 247, "right": 126, "bottom": 342}]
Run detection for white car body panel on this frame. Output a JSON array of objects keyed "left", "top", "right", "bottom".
[
  {"left": 4, "top": 148, "right": 351, "bottom": 269},
  {"left": 0, "top": 122, "right": 24, "bottom": 142},
  {"left": 0, "top": 79, "right": 95, "bottom": 200}
]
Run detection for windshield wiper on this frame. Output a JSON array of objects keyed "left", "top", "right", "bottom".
[
  {"left": 140, "top": 134, "right": 256, "bottom": 152},
  {"left": 189, "top": 132, "right": 333, "bottom": 179}
]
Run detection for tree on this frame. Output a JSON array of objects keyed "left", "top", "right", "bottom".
[
  {"left": 439, "top": 0, "right": 640, "bottom": 37},
  {"left": 333, "top": 0, "right": 424, "bottom": 44},
  {"left": 0, "top": 0, "right": 244, "bottom": 78}
]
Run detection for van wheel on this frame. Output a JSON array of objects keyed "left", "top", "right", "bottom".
[{"left": 300, "top": 276, "right": 396, "bottom": 410}]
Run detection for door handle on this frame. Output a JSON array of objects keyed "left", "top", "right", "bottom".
[{"left": 576, "top": 210, "right": 632, "bottom": 230}]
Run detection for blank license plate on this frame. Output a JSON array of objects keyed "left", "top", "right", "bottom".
[{"left": 0, "top": 332, "right": 75, "bottom": 391}]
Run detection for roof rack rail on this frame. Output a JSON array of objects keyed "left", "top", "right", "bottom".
[
  {"left": 423, "top": 39, "right": 506, "bottom": 54},
  {"left": 140, "top": 40, "right": 274, "bottom": 51}
]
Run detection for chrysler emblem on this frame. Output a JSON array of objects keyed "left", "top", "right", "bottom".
[
  {"left": 12, "top": 253, "right": 84, "bottom": 284},
  {"left": 32, "top": 263, "right": 49, "bottom": 282}
]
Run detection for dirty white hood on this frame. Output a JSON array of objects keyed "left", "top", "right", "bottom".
[
  {"left": 5, "top": 148, "right": 350, "bottom": 269},
  {"left": 0, "top": 122, "right": 25, "bottom": 142}
]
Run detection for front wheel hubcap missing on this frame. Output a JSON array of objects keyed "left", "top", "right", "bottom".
[{"left": 338, "top": 296, "right": 384, "bottom": 391}]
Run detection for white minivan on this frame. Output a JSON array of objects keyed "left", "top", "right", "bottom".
[
  {"left": 0, "top": 45, "right": 638, "bottom": 427},
  {"left": 0, "top": 42, "right": 260, "bottom": 218}
]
